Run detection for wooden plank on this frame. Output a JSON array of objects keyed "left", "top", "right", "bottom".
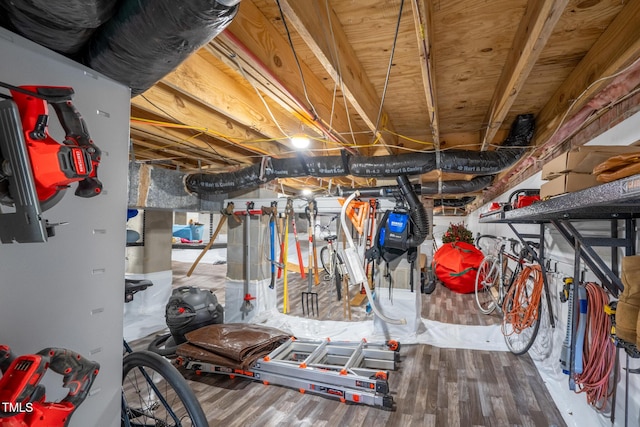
[
  {"left": 162, "top": 51, "right": 318, "bottom": 145},
  {"left": 129, "top": 109, "right": 254, "bottom": 167},
  {"left": 410, "top": 0, "right": 440, "bottom": 148},
  {"left": 129, "top": 127, "right": 242, "bottom": 171},
  {"left": 132, "top": 83, "right": 287, "bottom": 157},
  {"left": 533, "top": 0, "right": 640, "bottom": 147},
  {"left": 220, "top": 0, "right": 377, "bottom": 154},
  {"left": 480, "top": 0, "right": 569, "bottom": 151},
  {"left": 278, "top": 0, "right": 398, "bottom": 154}
]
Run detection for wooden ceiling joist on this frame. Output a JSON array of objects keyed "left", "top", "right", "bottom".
[
  {"left": 162, "top": 51, "right": 311, "bottom": 146},
  {"left": 480, "top": 0, "right": 568, "bottom": 151},
  {"left": 219, "top": 0, "right": 376, "bottom": 153},
  {"left": 278, "top": 0, "right": 399, "bottom": 154},
  {"left": 132, "top": 83, "right": 286, "bottom": 158},
  {"left": 410, "top": 0, "right": 440, "bottom": 149},
  {"left": 534, "top": 0, "right": 640, "bottom": 149}
]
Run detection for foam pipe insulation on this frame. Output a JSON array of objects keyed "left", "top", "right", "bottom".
[
  {"left": 185, "top": 115, "right": 534, "bottom": 195},
  {"left": 84, "top": 0, "right": 240, "bottom": 95}
]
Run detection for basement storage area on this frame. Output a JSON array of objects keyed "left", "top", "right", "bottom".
[{"left": 1, "top": 1, "right": 640, "bottom": 426}]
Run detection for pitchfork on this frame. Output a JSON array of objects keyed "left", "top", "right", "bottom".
[{"left": 302, "top": 200, "right": 319, "bottom": 316}]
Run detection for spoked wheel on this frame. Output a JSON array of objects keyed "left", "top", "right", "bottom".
[
  {"left": 475, "top": 257, "right": 500, "bottom": 314},
  {"left": 320, "top": 246, "right": 332, "bottom": 278},
  {"left": 501, "top": 266, "right": 542, "bottom": 356},
  {"left": 122, "top": 350, "right": 208, "bottom": 427}
]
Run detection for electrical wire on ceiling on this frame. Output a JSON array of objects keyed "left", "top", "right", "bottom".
[
  {"left": 137, "top": 94, "right": 239, "bottom": 165},
  {"left": 275, "top": 0, "right": 319, "bottom": 122},
  {"left": 498, "top": 55, "right": 640, "bottom": 190},
  {"left": 372, "top": 0, "right": 406, "bottom": 146},
  {"left": 321, "top": 0, "right": 359, "bottom": 147}
]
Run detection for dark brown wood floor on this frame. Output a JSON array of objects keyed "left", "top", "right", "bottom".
[{"left": 134, "top": 258, "right": 567, "bottom": 427}]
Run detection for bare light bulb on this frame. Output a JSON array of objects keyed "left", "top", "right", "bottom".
[{"left": 291, "top": 134, "right": 310, "bottom": 149}]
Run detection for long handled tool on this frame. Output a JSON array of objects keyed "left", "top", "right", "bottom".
[
  {"left": 302, "top": 200, "right": 319, "bottom": 316},
  {"left": 186, "top": 202, "right": 235, "bottom": 277},
  {"left": 241, "top": 202, "right": 256, "bottom": 318},
  {"left": 262, "top": 201, "right": 281, "bottom": 289},
  {"left": 282, "top": 206, "right": 290, "bottom": 314},
  {"left": 290, "top": 204, "right": 306, "bottom": 279}
]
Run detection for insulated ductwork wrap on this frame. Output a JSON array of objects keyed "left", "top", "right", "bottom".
[
  {"left": 185, "top": 114, "right": 535, "bottom": 195},
  {"left": 84, "top": 0, "right": 240, "bottom": 95},
  {"left": 0, "top": 0, "right": 119, "bottom": 55},
  {"left": 434, "top": 197, "right": 476, "bottom": 208},
  {"left": 341, "top": 175, "right": 494, "bottom": 197}
]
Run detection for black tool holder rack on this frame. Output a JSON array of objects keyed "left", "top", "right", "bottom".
[{"left": 480, "top": 173, "right": 640, "bottom": 424}]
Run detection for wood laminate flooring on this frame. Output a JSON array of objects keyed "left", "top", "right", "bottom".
[{"left": 132, "top": 258, "right": 567, "bottom": 427}]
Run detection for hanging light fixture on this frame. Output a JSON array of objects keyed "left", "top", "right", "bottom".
[{"left": 290, "top": 133, "right": 310, "bottom": 149}]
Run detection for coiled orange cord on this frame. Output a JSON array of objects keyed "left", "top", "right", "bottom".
[
  {"left": 503, "top": 264, "right": 544, "bottom": 334},
  {"left": 574, "top": 282, "right": 615, "bottom": 410}
]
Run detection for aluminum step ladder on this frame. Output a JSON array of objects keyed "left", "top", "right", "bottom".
[{"left": 178, "top": 337, "right": 400, "bottom": 409}]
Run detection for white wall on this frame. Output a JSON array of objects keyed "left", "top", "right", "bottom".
[
  {"left": 0, "top": 29, "right": 130, "bottom": 426},
  {"left": 465, "top": 112, "right": 640, "bottom": 427}
]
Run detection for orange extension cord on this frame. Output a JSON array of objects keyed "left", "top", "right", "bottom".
[
  {"left": 574, "top": 282, "right": 616, "bottom": 410},
  {"left": 503, "top": 264, "right": 544, "bottom": 334}
]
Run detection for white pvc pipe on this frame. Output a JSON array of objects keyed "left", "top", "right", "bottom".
[{"left": 340, "top": 191, "right": 406, "bottom": 325}]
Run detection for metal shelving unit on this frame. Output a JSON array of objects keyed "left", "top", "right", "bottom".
[{"left": 480, "top": 174, "right": 640, "bottom": 422}]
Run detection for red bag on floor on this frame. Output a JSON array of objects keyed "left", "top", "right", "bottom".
[{"left": 432, "top": 242, "right": 484, "bottom": 294}]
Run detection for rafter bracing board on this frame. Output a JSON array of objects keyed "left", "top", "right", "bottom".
[
  {"left": 162, "top": 51, "right": 318, "bottom": 146},
  {"left": 132, "top": 84, "right": 288, "bottom": 158},
  {"left": 129, "top": 126, "right": 250, "bottom": 169},
  {"left": 278, "top": 0, "right": 398, "bottom": 154},
  {"left": 220, "top": 0, "right": 382, "bottom": 155},
  {"left": 480, "top": 0, "right": 568, "bottom": 151},
  {"left": 410, "top": 0, "right": 439, "bottom": 149}
]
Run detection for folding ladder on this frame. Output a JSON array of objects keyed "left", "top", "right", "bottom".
[{"left": 178, "top": 338, "right": 400, "bottom": 409}]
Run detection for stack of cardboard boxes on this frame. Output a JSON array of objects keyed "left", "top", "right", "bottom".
[{"left": 540, "top": 145, "right": 640, "bottom": 199}]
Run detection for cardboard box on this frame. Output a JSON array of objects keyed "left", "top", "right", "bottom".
[
  {"left": 540, "top": 173, "right": 600, "bottom": 199},
  {"left": 541, "top": 145, "right": 640, "bottom": 180}
]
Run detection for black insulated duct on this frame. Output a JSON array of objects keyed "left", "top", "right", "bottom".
[
  {"left": 434, "top": 197, "right": 476, "bottom": 208},
  {"left": 338, "top": 175, "right": 493, "bottom": 197},
  {"left": 84, "top": 0, "right": 241, "bottom": 96},
  {"left": 185, "top": 114, "right": 534, "bottom": 195},
  {"left": 0, "top": 0, "right": 119, "bottom": 55}
]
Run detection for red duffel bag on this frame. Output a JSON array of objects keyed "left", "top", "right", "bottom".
[{"left": 432, "top": 242, "right": 484, "bottom": 294}]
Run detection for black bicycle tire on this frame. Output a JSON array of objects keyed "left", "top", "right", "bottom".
[
  {"left": 147, "top": 333, "right": 177, "bottom": 357},
  {"left": 320, "top": 246, "right": 331, "bottom": 275},
  {"left": 122, "top": 350, "right": 208, "bottom": 427},
  {"left": 502, "top": 273, "right": 542, "bottom": 356},
  {"left": 475, "top": 257, "right": 498, "bottom": 314}
]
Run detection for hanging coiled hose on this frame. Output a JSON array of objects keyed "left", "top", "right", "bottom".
[
  {"left": 502, "top": 264, "right": 544, "bottom": 334},
  {"left": 574, "top": 282, "right": 616, "bottom": 410}
]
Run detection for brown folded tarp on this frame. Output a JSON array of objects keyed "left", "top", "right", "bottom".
[
  {"left": 176, "top": 323, "right": 291, "bottom": 370},
  {"left": 593, "top": 151, "right": 640, "bottom": 183}
]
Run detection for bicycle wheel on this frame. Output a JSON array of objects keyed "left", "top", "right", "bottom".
[
  {"left": 122, "top": 350, "right": 208, "bottom": 427},
  {"left": 320, "top": 246, "right": 332, "bottom": 277},
  {"left": 475, "top": 256, "right": 500, "bottom": 314},
  {"left": 147, "top": 332, "right": 177, "bottom": 357},
  {"left": 501, "top": 266, "right": 542, "bottom": 356}
]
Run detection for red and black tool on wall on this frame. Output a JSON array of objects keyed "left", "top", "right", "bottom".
[
  {"left": 0, "top": 344, "right": 100, "bottom": 427},
  {"left": 0, "top": 82, "right": 102, "bottom": 243}
]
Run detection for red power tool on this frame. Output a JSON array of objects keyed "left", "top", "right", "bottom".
[
  {"left": 0, "top": 83, "right": 103, "bottom": 243},
  {"left": 0, "top": 345, "right": 100, "bottom": 427}
]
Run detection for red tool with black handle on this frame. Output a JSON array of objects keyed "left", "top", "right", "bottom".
[{"left": 0, "top": 345, "right": 100, "bottom": 427}]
